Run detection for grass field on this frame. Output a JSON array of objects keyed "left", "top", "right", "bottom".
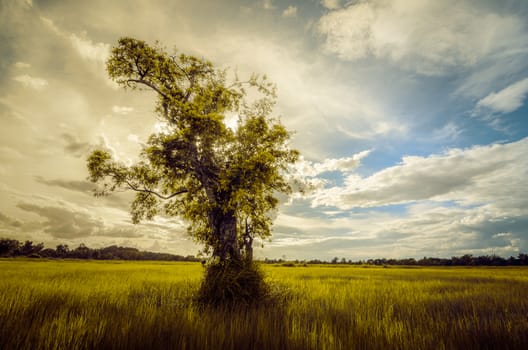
[{"left": 1, "top": 259, "right": 527, "bottom": 349}]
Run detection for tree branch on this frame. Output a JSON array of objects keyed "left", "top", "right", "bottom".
[
  {"left": 172, "top": 59, "right": 193, "bottom": 84},
  {"left": 124, "top": 180, "right": 187, "bottom": 200},
  {"left": 126, "top": 79, "right": 169, "bottom": 100}
]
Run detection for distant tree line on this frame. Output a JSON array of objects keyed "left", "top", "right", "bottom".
[
  {"left": 0, "top": 238, "right": 200, "bottom": 262},
  {"left": 263, "top": 254, "right": 528, "bottom": 266},
  {"left": 2, "top": 238, "right": 527, "bottom": 266}
]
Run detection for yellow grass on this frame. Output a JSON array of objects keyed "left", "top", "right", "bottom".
[{"left": 1, "top": 259, "right": 527, "bottom": 349}]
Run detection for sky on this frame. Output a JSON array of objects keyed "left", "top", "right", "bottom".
[{"left": 1, "top": 0, "right": 528, "bottom": 261}]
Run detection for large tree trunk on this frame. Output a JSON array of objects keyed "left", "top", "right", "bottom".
[
  {"left": 210, "top": 209, "right": 241, "bottom": 262},
  {"left": 200, "top": 209, "right": 265, "bottom": 305}
]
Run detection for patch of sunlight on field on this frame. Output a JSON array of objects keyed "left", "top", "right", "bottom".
[{"left": 1, "top": 259, "right": 527, "bottom": 349}]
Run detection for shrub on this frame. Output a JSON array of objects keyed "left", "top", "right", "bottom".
[{"left": 197, "top": 259, "right": 268, "bottom": 306}]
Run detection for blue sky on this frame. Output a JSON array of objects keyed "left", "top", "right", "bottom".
[{"left": 1, "top": 0, "right": 528, "bottom": 260}]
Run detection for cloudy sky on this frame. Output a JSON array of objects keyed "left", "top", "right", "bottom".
[{"left": 1, "top": 0, "right": 528, "bottom": 260}]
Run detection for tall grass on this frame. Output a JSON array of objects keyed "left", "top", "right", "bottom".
[{"left": 1, "top": 259, "right": 527, "bottom": 349}]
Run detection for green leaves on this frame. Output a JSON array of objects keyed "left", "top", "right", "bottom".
[
  {"left": 86, "top": 150, "right": 112, "bottom": 183},
  {"left": 131, "top": 192, "right": 158, "bottom": 224},
  {"left": 89, "top": 37, "right": 300, "bottom": 258}
]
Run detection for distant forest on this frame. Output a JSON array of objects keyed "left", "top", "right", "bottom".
[
  {"left": 0, "top": 238, "right": 200, "bottom": 262},
  {"left": 1, "top": 238, "right": 527, "bottom": 266}
]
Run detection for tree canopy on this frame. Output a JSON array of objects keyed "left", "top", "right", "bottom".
[{"left": 87, "top": 38, "right": 299, "bottom": 273}]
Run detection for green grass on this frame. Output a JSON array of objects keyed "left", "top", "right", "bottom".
[{"left": 1, "top": 259, "right": 527, "bottom": 349}]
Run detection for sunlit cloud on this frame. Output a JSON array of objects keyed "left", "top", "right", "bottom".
[
  {"left": 69, "top": 33, "right": 111, "bottom": 63},
  {"left": 320, "top": 0, "right": 342, "bottom": 10},
  {"left": 282, "top": 6, "right": 297, "bottom": 17},
  {"left": 317, "top": 0, "right": 527, "bottom": 75},
  {"left": 262, "top": 0, "right": 275, "bottom": 10},
  {"left": 112, "top": 105, "right": 134, "bottom": 115},
  {"left": 14, "top": 62, "right": 31, "bottom": 69},
  {"left": 311, "top": 138, "right": 528, "bottom": 209},
  {"left": 294, "top": 150, "right": 371, "bottom": 178},
  {"left": 13, "top": 75, "right": 48, "bottom": 89},
  {"left": 476, "top": 77, "right": 528, "bottom": 114}
]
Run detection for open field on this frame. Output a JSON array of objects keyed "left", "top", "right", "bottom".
[{"left": 1, "top": 260, "right": 527, "bottom": 349}]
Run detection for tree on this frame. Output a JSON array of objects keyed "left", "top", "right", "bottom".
[
  {"left": 73, "top": 243, "right": 93, "bottom": 259},
  {"left": 19, "top": 240, "right": 44, "bottom": 256},
  {"left": 56, "top": 244, "right": 70, "bottom": 257},
  {"left": 0, "top": 239, "right": 19, "bottom": 257},
  {"left": 87, "top": 37, "right": 299, "bottom": 303}
]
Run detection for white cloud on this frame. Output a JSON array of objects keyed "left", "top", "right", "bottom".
[
  {"left": 476, "top": 77, "right": 528, "bottom": 114},
  {"left": 431, "top": 122, "right": 462, "bottom": 142},
  {"left": 320, "top": 0, "right": 342, "bottom": 10},
  {"left": 295, "top": 150, "right": 371, "bottom": 177},
  {"left": 40, "top": 17, "right": 110, "bottom": 64},
  {"left": 14, "top": 62, "right": 31, "bottom": 69},
  {"left": 454, "top": 52, "right": 528, "bottom": 99},
  {"left": 337, "top": 121, "right": 406, "bottom": 140},
  {"left": 96, "top": 134, "right": 120, "bottom": 160},
  {"left": 39, "top": 16, "right": 115, "bottom": 89},
  {"left": 317, "top": 0, "right": 527, "bottom": 75},
  {"left": 311, "top": 138, "right": 528, "bottom": 209},
  {"left": 69, "top": 33, "right": 110, "bottom": 63},
  {"left": 270, "top": 192, "right": 528, "bottom": 260},
  {"left": 13, "top": 75, "right": 48, "bottom": 89},
  {"left": 40, "top": 16, "right": 61, "bottom": 35},
  {"left": 127, "top": 134, "right": 141, "bottom": 144},
  {"left": 112, "top": 105, "right": 134, "bottom": 115},
  {"left": 282, "top": 6, "right": 297, "bottom": 17},
  {"left": 493, "top": 232, "right": 511, "bottom": 238},
  {"left": 262, "top": 0, "right": 275, "bottom": 10}
]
